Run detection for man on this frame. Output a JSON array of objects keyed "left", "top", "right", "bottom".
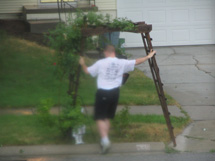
[{"left": 79, "top": 45, "right": 156, "bottom": 154}]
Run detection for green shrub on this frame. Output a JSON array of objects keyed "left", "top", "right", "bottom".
[
  {"left": 36, "top": 98, "right": 56, "bottom": 126},
  {"left": 36, "top": 98, "right": 87, "bottom": 138},
  {"left": 112, "top": 106, "right": 131, "bottom": 136}
]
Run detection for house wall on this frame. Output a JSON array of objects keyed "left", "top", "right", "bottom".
[
  {"left": 0, "top": 0, "right": 37, "bottom": 19},
  {"left": 0, "top": 0, "right": 117, "bottom": 20},
  {"left": 96, "top": 0, "right": 117, "bottom": 19}
]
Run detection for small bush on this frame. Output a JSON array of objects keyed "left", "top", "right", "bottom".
[
  {"left": 36, "top": 98, "right": 87, "bottom": 138},
  {"left": 36, "top": 98, "right": 56, "bottom": 126},
  {"left": 112, "top": 106, "right": 131, "bottom": 136}
]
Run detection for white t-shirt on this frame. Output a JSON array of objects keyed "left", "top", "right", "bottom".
[{"left": 87, "top": 57, "right": 136, "bottom": 90}]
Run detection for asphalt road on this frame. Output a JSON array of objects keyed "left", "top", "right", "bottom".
[{"left": 1, "top": 152, "right": 215, "bottom": 161}]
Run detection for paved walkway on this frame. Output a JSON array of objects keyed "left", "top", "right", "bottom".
[
  {"left": 0, "top": 105, "right": 185, "bottom": 117},
  {"left": 127, "top": 44, "right": 215, "bottom": 152},
  {"left": 0, "top": 142, "right": 165, "bottom": 157}
]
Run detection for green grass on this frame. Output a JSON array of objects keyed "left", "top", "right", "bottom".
[
  {"left": 129, "top": 114, "right": 189, "bottom": 128},
  {"left": 210, "top": 149, "right": 215, "bottom": 153},
  {"left": 0, "top": 114, "right": 189, "bottom": 145},
  {"left": 0, "top": 115, "right": 66, "bottom": 145},
  {"left": 0, "top": 33, "right": 176, "bottom": 108}
]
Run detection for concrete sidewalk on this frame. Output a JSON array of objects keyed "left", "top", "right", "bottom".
[
  {"left": 0, "top": 105, "right": 185, "bottom": 117},
  {"left": 0, "top": 142, "right": 165, "bottom": 157}
]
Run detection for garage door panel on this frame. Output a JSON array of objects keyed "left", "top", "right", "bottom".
[
  {"left": 193, "top": 28, "right": 214, "bottom": 42},
  {"left": 190, "top": 0, "right": 213, "bottom": 5},
  {"left": 147, "top": 10, "right": 166, "bottom": 25},
  {"left": 166, "top": 0, "right": 189, "bottom": 5},
  {"left": 150, "top": 30, "right": 167, "bottom": 46},
  {"left": 170, "top": 9, "right": 189, "bottom": 23},
  {"left": 117, "top": 0, "right": 143, "bottom": 9},
  {"left": 121, "top": 32, "right": 142, "bottom": 47},
  {"left": 194, "top": 8, "right": 213, "bottom": 22},
  {"left": 120, "top": 11, "right": 143, "bottom": 22},
  {"left": 118, "top": 0, "right": 215, "bottom": 46},
  {"left": 171, "top": 29, "right": 190, "bottom": 42},
  {"left": 145, "top": 0, "right": 166, "bottom": 4}
]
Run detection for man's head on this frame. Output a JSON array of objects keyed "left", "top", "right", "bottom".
[{"left": 103, "top": 45, "right": 116, "bottom": 58}]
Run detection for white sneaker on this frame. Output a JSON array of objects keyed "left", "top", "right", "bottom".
[{"left": 101, "top": 141, "right": 111, "bottom": 154}]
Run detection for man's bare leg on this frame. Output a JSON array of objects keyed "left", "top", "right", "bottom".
[
  {"left": 96, "top": 120, "right": 108, "bottom": 138},
  {"left": 96, "top": 119, "right": 111, "bottom": 154},
  {"left": 104, "top": 119, "right": 110, "bottom": 134}
]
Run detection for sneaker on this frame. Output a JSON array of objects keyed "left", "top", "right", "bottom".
[{"left": 101, "top": 141, "right": 111, "bottom": 154}]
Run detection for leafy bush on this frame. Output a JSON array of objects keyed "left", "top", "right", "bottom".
[
  {"left": 112, "top": 106, "right": 131, "bottom": 136},
  {"left": 36, "top": 98, "right": 87, "bottom": 138},
  {"left": 36, "top": 98, "right": 56, "bottom": 126},
  {"left": 58, "top": 104, "right": 87, "bottom": 137}
]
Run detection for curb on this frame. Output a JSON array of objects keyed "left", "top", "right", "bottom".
[{"left": 0, "top": 142, "right": 165, "bottom": 157}]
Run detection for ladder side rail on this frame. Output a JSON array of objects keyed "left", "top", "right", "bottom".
[{"left": 143, "top": 33, "right": 177, "bottom": 146}]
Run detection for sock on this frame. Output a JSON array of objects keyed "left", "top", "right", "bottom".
[{"left": 101, "top": 136, "right": 110, "bottom": 145}]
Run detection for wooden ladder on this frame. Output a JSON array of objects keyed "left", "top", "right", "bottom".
[{"left": 141, "top": 32, "right": 177, "bottom": 147}]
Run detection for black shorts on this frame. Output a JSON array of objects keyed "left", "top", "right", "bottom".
[{"left": 94, "top": 87, "right": 120, "bottom": 120}]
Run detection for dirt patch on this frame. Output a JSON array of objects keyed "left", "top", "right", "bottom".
[{"left": 0, "top": 19, "right": 48, "bottom": 46}]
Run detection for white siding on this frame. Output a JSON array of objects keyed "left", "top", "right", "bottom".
[
  {"left": 96, "top": 0, "right": 117, "bottom": 19},
  {"left": 0, "top": 0, "right": 37, "bottom": 14},
  {"left": 95, "top": 0, "right": 116, "bottom": 10}
]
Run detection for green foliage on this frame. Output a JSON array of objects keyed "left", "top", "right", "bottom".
[
  {"left": 112, "top": 106, "right": 131, "bottom": 136},
  {"left": 58, "top": 103, "right": 87, "bottom": 137},
  {"left": 210, "top": 149, "right": 215, "bottom": 153},
  {"left": 107, "top": 18, "right": 135, "bottom": 31},
  {"left": 47, "top": 11, "right": 135, "bottom": 79},
  {"left": 36, "top": 98, "right": 56, "bottom": 126},
  {"left": 36, "top": 98, "right": 87, "bottom": 138}
]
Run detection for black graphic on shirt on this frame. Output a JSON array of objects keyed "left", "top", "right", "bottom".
[{"left": 105, "top": 62, "right": 120, "bottom": 81}]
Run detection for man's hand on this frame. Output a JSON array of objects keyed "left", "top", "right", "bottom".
[
  {"left": 147, "top": 50, "right": 156, "bottom": 59},
  {"left": 79, "top": 56, "right": 89, "bottom": 74},
  {"left": 79, "top": 56, "right": 85, "bottom": 66},
  {"left": 135, "top": 49, "right": 157, "bottom": 65}
]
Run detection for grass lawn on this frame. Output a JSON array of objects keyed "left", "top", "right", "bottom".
[
  {"left": 0, "top": 114, "right": 189, "bottom": 146},
  {"left": 0, "top": 33, "right": 176, "bottom": 108}
]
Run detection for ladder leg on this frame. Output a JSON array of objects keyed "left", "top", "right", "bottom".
[{"left": 141, "top": 33, "right": 177, "bottom": 147}]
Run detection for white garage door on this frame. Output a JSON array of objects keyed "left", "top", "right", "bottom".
[{"left": 117, "top": 0, "right": 215, "bottom": 47}]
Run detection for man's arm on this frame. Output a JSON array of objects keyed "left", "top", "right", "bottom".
[
  {"left": 79, "top": 57, "right": 89, "bottom": 74},
  {"left": 135, "top": 50, "right": 156, "bottom": 65}
]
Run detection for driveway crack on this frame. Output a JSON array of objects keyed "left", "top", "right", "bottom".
[
  {"left": 159, "top": 47, "right": 177, "bottom": 64},
  {"left": 192, "top": 56, "right": 215, "bottom": 79}
]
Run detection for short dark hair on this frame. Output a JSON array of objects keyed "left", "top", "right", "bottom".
[{"left": 104, "top": 45, "right": 115, "bottom": 53}]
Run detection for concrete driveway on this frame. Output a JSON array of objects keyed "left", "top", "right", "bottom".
[{"left": 126, "top": 45, "right": 215, "bottom": 152}]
